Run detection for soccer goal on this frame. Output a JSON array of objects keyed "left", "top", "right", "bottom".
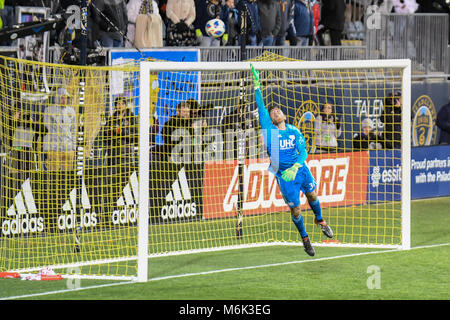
[
  {"left": 0, "top": 57, "right": 410, "bottom": 283},
  {"left": 138, "top": 59, "right": 411, "bottom": 278}
]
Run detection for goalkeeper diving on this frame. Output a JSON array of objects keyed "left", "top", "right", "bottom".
[{"left": 251, "top": 64, "right": 333, "bottom": 256}]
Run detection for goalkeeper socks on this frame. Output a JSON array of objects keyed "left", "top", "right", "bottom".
[
  {"left": 291, "top": 214, "right": 308, "bottom": 238},
  {"left": 309, "top": 199, "right": 323, "bottom": 221}
]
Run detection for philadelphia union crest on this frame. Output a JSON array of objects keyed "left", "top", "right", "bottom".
[
  {"left": 294, "top": 100, "right": 320, "bottom": 153},
  {"left": 412, "top": 95, "right": 437, "bottom": 146}
]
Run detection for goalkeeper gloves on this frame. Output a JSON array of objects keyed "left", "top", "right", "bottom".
[
  {"left": 281, "top": 163, "right": 302, "bottom": 182},
  {"left": 250, "top": 64, "right": 260, "bottom": 90}
]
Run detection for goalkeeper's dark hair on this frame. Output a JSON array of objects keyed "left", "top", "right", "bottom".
[{"left": 268, "top": 104, "right": 282, "bottom": 113}]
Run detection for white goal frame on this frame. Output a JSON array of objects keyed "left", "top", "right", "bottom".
[{"left": 138, "top": 60, "right": 411, "bottom": 282}]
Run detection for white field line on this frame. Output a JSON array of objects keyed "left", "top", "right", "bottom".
[{"left": 2, "top": 242, "right": 449, "bottom": 300}]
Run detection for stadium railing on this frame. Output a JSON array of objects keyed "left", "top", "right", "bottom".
[{"left": 366, "top": 13, "right": 449, "bottom": 77}]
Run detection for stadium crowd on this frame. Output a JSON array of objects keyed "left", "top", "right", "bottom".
[
  {"left": 1, "top": 1, "right": 448, "bottom": 54},
  {"left": 0, "top": 0, "right": 449, "bottom": 174}
]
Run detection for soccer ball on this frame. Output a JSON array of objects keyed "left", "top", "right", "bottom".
[{"left": 205, "top": 18, "right": 225, "bottom": 38}]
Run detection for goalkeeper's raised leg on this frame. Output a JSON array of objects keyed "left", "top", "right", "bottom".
[{"left": 250, "top": 64, "right": 333, "bottom": 256}]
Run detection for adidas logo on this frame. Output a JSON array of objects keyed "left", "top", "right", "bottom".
[
  {"left": 2, "top": 178, "right": 44, "bottom": 236},
  {"left": 59, "top": 180, "right": 97, "bottom": 230},
  {"left": 161, "top": 167, "right": 197, "bottom": 220},
  {"left": 112, "top": 171, "right": 138, "bottom": 225}
]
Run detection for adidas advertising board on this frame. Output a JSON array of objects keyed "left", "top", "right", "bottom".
[
  {"left": 58, "top": 179, "right": 98, "bottom": 231},
  {"left": 112, "top": 171, "right": 139, "bottom": 226},
  {"left": 149, "top": 161, "right": 204, "bottom": 223},
  {"left": 0, "top": 167, "right": 140, "bottom": 238},
  {"left": 1, "top": 178, "right": 44, "bottom": 236}
]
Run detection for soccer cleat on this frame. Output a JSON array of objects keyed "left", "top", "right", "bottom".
[
  {"left": 315, "top": 219, "right": 334, "bottom": 238},
  {"left": 302, "top": 236, "right": 315, "bottom": 257}
]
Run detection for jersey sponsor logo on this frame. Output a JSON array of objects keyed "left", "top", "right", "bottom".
[
  {"left": 59, "top": 180, "right": 97, "bottom": 230},
  {"left": 279, "top": 135, "right": 296, "bottom": 150},
  {"left": 412, "top": 95, "right": 437, "bottom": 146},
  {"left": 161, "top": 167, "right": 197, "bottom": 220},
  {"left": 2, "top": 178, "right": 44, "bottom": 236},
  {"left": 112, "top": 171, "right": 139, "bottom": 225}
]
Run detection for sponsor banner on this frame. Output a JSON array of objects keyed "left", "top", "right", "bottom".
[
  {"left": 0, "top": 167, "right": 138, "bottom": 238},
  {"left": 367, "top": 150, "right": 402, "bottom": 202},
  {"left": 109, "top": 49, "right": 200, "bottom": 145},
  {"left": 411, "top": 145, "right": 450, "bottom": 199},
  {"left": 203, "top": 152, "right": 369, "bottom": 219},
  {"left": 149, "top": 161, "right": 204, "bottom": 223}
]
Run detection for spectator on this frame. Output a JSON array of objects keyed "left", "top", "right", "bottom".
[
  {"left": 165, "top": 0, "right": 197, "bottom": 46},
  {"left": 161, "top": 101, "right": 194, "bottom": 162},
  {"left": 288, "top": 0, "right": 314, "bottom": 46},
  {"left": 221, "top": 104, "right": 261, "bottom": 160},
  {"left": 317, "top": 0, "right": 345, "bottom": 46},
  {"left": 43, "top": 87, "right": 76, "bottom": 171},
  {"left": 376, "top": 0, "right": 395, "bottom": 14},
  {"left": 417, "top": 0, "right": 449, "bottom": 13},
  {"left": 91, "top": 0, "right": 128, "bottom": 47},
  {"left": 257, "top": 0, "right": 281, "bottom": 46},
  {"left": 221, "top": 0, "right": 240, "bottom": 46},
  {"left": 7, "top": 101, "right": 47, "bottom": 173},
  {"left": 0, "top": 0, "right": 14, "bottom": 46},
  {"left": 101, "top": 95, "right": 138, "bottom": 206},
  {"left": 381, "top": 91, "right": 402, "bottom": 149},
  {"left": 102, "top": 95, "right": 138, "bottom": 168},
  {"left": 275, "top": 0, "right": 295, "bottom": 46},
  {"left": 314, "top": 101, "right": 342, "bottom": 153},
  {"left": 436, "top": 100, "right": 450, "bottom": 145},
  {"left": 352, "top": 118, "right": 384, "bottom": 150},
  {"left": 126, "top": 0, "right": 161, "bottom": 48},
  {"left": 236, "top": 0, "right": 261, "bottom": 46},
  {"left": 392, "top": 0, "right": 419, "bottom": 13},
  {"left": 194, "top": 0, "right": 222, "bottom": 47}
]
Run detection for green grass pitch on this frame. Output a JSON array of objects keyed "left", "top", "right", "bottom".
[{"left": 0, "top": 197, "right": 449, "bottom": 300}]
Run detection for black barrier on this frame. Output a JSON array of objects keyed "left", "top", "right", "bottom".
[{"left": 149, "top": 161, "right": 204, "bottom": 224}]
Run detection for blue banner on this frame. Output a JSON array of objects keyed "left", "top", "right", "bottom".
[
  {"left": 109, "top": 49, "right": 200, "bottom": 144},
  {"left": 411, "top": 145, "right": 450, "bottom": 199},
  {"left": 367, "top": 150, "right": 402, "bottom": 203}
]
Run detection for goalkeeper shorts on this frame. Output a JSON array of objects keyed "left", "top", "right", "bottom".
[{"left": 276, "top": 166, "right": 317, "bottom": 208}]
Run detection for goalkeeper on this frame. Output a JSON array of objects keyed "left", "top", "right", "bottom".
[{"left": 251, "top": 64, "right": 333, "bottom": 256}]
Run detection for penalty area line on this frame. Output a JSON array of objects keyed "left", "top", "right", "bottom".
[{"left": 2, "top": 242, "right": 449, "bottom": 300}]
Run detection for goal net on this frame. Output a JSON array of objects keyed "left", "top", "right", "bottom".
[
  {"left": 139, "top": 60, "right": 411, "bottom": 258},
  {"left": 0, "top": 56, "right": 411, "bottom": 282}
]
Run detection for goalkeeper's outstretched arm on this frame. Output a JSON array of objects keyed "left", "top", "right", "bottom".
[
  {"left": 251, "top": 64, "right": 274, "bottom": 132},
  {"left": 251, "top": 65, "right": 276, "bottom": 152}
]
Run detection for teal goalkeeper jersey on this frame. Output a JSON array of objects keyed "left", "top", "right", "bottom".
[{"left": 255, "top": 88, "right": 308, "bottom": 176}]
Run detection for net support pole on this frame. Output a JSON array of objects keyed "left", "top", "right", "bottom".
[
  {"left": 235, "top": 8, "right": 248, "bottom": 239},
  {"left": 74, "top": 0, "right": 88, "bottom": 253},
  {"left": 137, "top": 64, "right": 150, "bottom": 282},
  {"left": 401, "top": 59, "right": 411, "bottom": 250}
]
